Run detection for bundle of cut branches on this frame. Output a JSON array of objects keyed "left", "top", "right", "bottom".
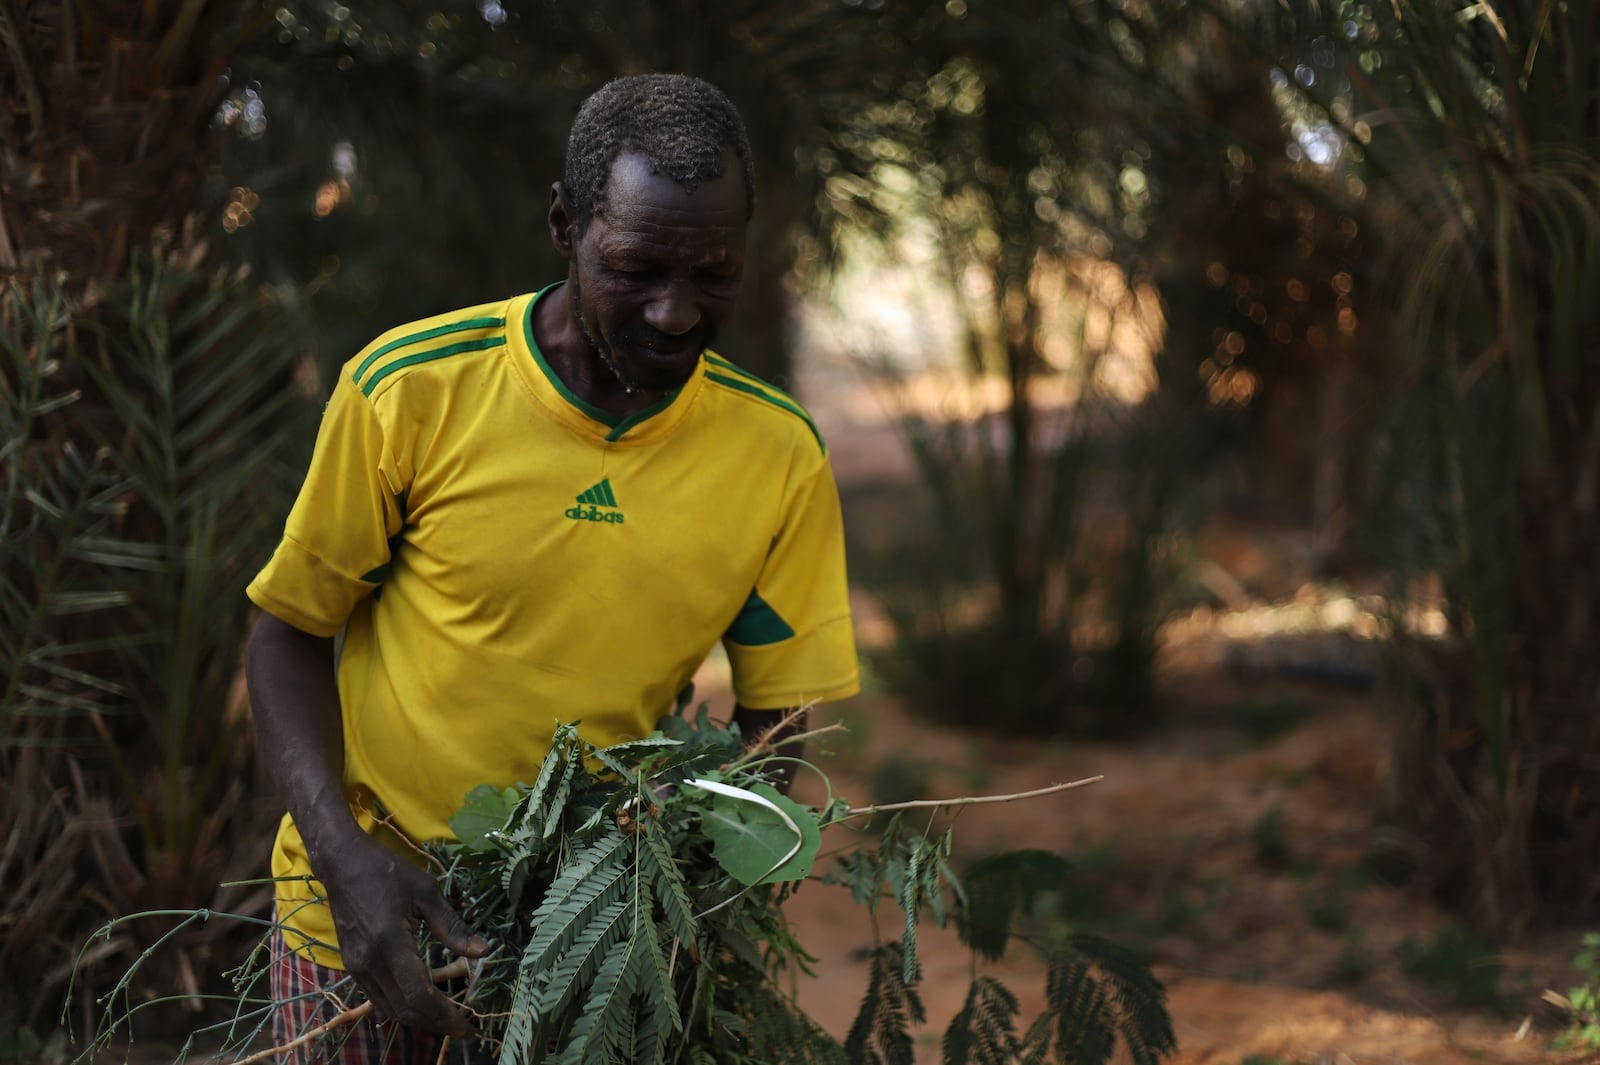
[{"left": 81, "top": 707, "right": 1176, "bottom": 1065}]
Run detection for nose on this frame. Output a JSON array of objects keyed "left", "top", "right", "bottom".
[{"left": 643, "top": 284, "right": 701, "bottom": 337}]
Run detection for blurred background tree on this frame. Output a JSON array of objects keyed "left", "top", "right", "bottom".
[
  {"left": 809, "top": 0, "right": 1380, "bottom": 735},
  {"left": 219, "top": 0, "right": 895, "bottom": 386},
  {"left": 1255, "top": 0, "right": 1600, "bottom": 934}
]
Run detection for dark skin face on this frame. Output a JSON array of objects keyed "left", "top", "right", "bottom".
[{"left": 536, "top": 149, "right": 748, "bottom": 419}]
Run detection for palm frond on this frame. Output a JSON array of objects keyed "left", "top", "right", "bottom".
[
  {"left": 62, "top": 251, "right": 311, "bottom": 861},
  {"left": 2, "top": 248, "right": 313, "bottom": 1027},
  {"left": 1, "top": 281, "right": 135, "bottom": 738}
]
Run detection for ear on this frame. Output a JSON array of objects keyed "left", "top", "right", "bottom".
[{"left": 548, "top": 182, "right": 578, "bottom": 259}]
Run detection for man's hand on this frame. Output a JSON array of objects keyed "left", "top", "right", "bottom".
[{"left": 317, "top": 831, "right": 489, "bottom": 1038}]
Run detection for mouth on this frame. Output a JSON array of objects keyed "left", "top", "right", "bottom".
[
  {"left": 604, "top": 338, "right": 705, "bottom": 394},
  {"left": 623, "top": 332, "right": 709, "bottom": 365},
  {"left": 636, "top": 342, "right": 701, "bottom": 363}
]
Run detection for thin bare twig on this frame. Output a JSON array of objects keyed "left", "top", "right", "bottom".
[
  {"left": 762, "top": 720, "right": 847, "bottom": 752},
  {"left": 358, "top": 795, "right": 447, "bottom": 874},
  {"left": 746, "top": 706, "right": 812, "bottom": 755},
  {"left": 733, "top": 714, "right": 847, "bottom": 769},
  {"left": 843, "top": 776, "right": 1104, "bottom": 819},
  {"left": 232, "top": 957, "right": 471, "bottom": 1065}
]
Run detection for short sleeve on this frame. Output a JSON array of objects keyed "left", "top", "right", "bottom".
[
  {"left": 246, "top": 375, "right": 407, "bottom": 637},
  {"left": 724, "top": 454, "right": 860, "bottom": 709}
]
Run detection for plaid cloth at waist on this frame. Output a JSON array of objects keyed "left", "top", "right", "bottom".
[{"left": 268, "top": 926, "right": 472, "bottom": 1065}]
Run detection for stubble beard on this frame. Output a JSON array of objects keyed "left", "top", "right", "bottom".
[{"left": 570, "top": 277, "right": 642, "bottom": 396}]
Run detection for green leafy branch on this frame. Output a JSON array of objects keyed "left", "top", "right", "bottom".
[{"left": 81, "top": 708, "right": 1172, "bottom": 1065}]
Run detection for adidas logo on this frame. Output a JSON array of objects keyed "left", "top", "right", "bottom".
[{"left": 564, "top": 477, "right": 625, "bottom": 524}]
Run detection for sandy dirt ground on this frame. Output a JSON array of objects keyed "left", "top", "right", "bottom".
[
  {"left": 688, "top": 600, "right": 1594, "bottom": 1065},
  {"left": 778, "top": 690, "right": 1585, "bottom": 1065}
]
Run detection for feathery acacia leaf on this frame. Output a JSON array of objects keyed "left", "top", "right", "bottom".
[
  {"left": 845, "top": 943, "right": 925, "bottom": 1065},
  {"left": 956, "top": 849, "right": 1076, "bottom": 962},
  {"left": 942, "top": 977, "right": 1020, "bottom": 1065},
  {"left": 639, "top": 816, "right": 698, "bottom": 949},
  {"left": 521, "top": 832, "right": 631, "bottom": 978},
  {"left": 1065, "top": 933, "right": 1177, "bottom": 1065},
  {"left": 556, "top": 923, "right": 651, "bottom": 1065},
  {"left": 525, "top": 723, "right": 582, "bottom": 830},
  {"left": 748, "top": 985, "right": 850, "bottom": 1065},
  {"left": 530, "top": 896, "right": 633, "bottom": 1056}
]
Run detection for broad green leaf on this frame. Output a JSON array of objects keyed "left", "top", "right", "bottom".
[
  {"left": 694, "top": 782, "right": 820, "bottom": 885},
  {"left": 448, "top": 783, "right": 521, "bottom": 850}
]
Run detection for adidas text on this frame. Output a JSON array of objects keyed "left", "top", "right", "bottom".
[{"left": 565, "top": 504, "right": 625, "bottom": 524}]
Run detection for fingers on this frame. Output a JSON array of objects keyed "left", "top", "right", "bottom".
[
  {"left": 321, "top": 840, "right": 486, "bottom": 1037},
  {"left": 386, "top": 949, "right": 476, "bottom": 1039},
  {"left": 349, "top": 935, "right": 475, "bottom": 1039},
  {"left": 416, "top": 889, "right": 491, "bottom": 959}
]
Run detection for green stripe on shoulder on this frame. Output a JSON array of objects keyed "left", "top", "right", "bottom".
[
  {"left": 703, "top": 360, "right": 825, "bottom": 455},
  {"left": 351, "top": 316, "right": 506, "bottom": 387},
  {"left": 704, "top": 353, "right": 790, "bottom": 391},
  {"left": 361, "top": 336, "right": 505, "bottom": 397}
]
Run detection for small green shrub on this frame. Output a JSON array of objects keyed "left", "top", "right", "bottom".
[
  {"left": 1147, "top": 876, "right": 1230, "bottom": 943},
  {"left": 1362, "top": 828, "right": 1420, "bottom": 887},
  {"left": 1330, "top": 930, "right": 1374, "bottom": 986},
  {"left": 1232, "top": 695, "right": 1310, "bottom": 746},
  {"left": 1300, "top": 883, "right": 1347, "bottom": 932},
  {"left": 1251, "top": 806, "right": 1293, "bottom": 868},
  {"left": 853, "top": 357, "right": 1205, "bottom": 743},
  {"left": 0, "top": 1024, "right": 69, "bottom": 1065},
  {"left": 1398, "top": 923, "right": 1504, "bottom": 1011},
  {"left": 1555, "top": 932, "right": 1600, "bottom": 1050}
]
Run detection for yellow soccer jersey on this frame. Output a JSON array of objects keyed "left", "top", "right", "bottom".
[{"left": 247, "top": 285, "right": 859, "bottom": 965}]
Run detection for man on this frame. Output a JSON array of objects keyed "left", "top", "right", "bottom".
[{"left": 244, "top": 73, "right": 859, "bottom": 1062}]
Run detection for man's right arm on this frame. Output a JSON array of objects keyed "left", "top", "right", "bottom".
[{"left": 245, "top": 613, "right": 486, "bottom": 1038}]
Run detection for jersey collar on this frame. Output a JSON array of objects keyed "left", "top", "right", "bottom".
[{"left": 511, "top": 284, "right": 705, "bottom": 444}]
